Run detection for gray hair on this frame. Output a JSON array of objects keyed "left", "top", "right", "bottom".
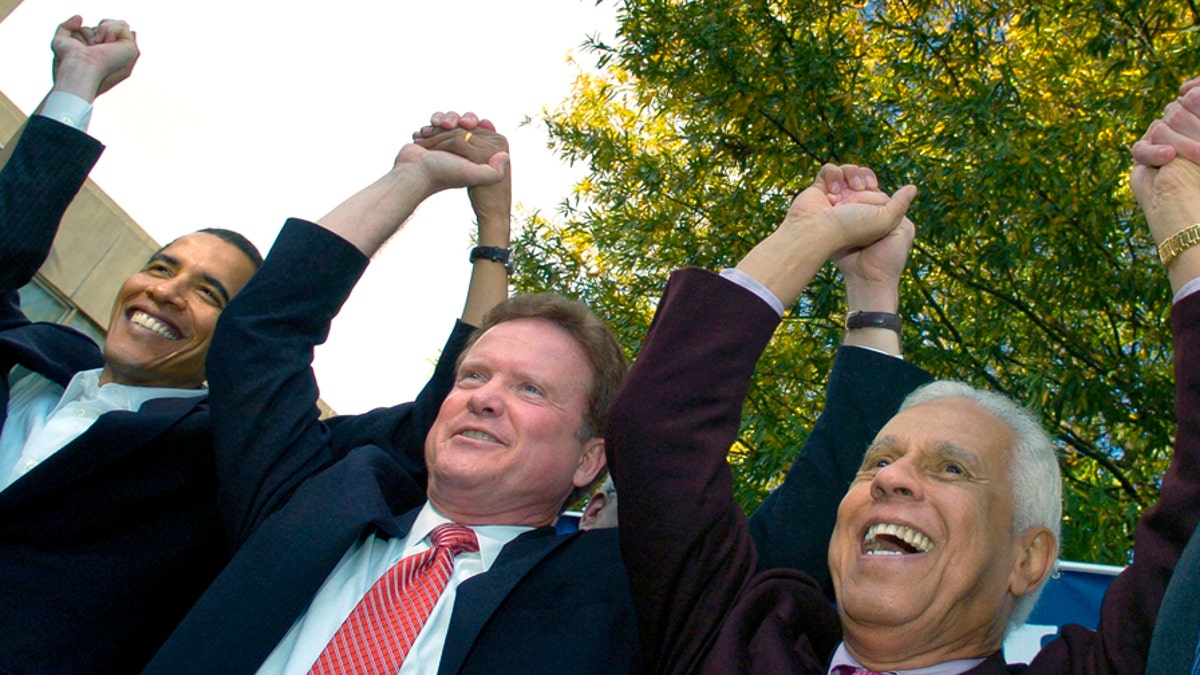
[{"left": 897, "top": 380, "right": 1061, "bottom": 630}]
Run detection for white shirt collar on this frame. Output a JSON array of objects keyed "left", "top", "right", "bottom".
[
  {"left": 405, "top": 502, "right": 532, "bottom": 570},
  {"left": 51, "top": 368, "right": 207, "bottom": 416}
]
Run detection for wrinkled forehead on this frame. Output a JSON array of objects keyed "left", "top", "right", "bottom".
[{"left": 874, "top": 397, "right": 1017, "bottom": 470}]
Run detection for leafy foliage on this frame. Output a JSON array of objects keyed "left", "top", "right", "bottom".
[{"left": 515, "top": 0, "right": 1200, "bottom": 563}]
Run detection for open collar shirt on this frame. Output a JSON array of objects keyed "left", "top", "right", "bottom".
[{"left": 0, "top": 368, "right": 206, "bottom": 490}]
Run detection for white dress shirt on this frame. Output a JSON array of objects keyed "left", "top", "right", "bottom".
[
  {"left": 258, "top": 502, "right": 530, "bottom": 675},
  {"left": 0, "top": 368, "right": 207, "bottom": 490}
]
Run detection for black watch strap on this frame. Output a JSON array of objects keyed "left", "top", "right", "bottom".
[
  {"left": 845, "top": 311, "right": 902, "bottom": 335},
  {"left": 470, "top": 246, "right": 513, "bottom": 273}
]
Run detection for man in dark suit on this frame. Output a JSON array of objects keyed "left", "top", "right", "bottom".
[
  {"left": 146, "top": 110, "right": 923, "bottom": 671},
  {"left": 144, "top": 111, "right": 647, "bottom": 674},
  {"left": 2, "top": 16, "right": 471, "bottom": 673},
  {"left": 0, "top": 16, "right": 268, "bottom": 673}
]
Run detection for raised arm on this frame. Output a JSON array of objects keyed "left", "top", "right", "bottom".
[
  {"left": 749, "top": 167, "right": 932, "bottom": 595},
  {"left": 329, "top": 113, "right": 513, "bottom": 480},
  {"left": 413, "top": 111, "right": 512, "bottom": 327},
  {"left": 1022, "top": 93, "right": 1200, "bottom": 673},
  {"left": 209, "top": 117, "right": 510, "bottom": 546},
  {"left": 1, "top": 15, "right": 136, "bottom": 296}
]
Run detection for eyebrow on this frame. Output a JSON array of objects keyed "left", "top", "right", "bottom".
[
  {"left": 861, "top": 436, "right": 985, "bottom": 471},
  {"left": 148, "top": 252, "right": 233, "bottom": 305},
  {"left": 859, "top": 438, "right": 896, "bottom": 465},
  {"left": 865, "top": 436, "right": 897, "bottom": 454},
  {"left": 933, "top": 441, "right": 985, "bottom": 472}
]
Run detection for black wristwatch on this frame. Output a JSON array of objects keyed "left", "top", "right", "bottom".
[
  {"left": 844, "top": 311, "right": 902, "bottom": 335},
  {"left": 470, "top": 246, "right": 513, "bottom": 274}
]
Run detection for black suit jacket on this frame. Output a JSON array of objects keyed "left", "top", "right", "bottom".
[
  {"left": 146, "top": 219, "right": 644, "bottom": 674},
  {"left": 1147, "top": 521, "right": 1200, "bottom": 673},
  {"left": 0, "top": 116, "right": 235, "bottom": 673}
]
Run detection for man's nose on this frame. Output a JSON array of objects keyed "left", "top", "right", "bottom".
[
  {"left": 871, "top": 459, "right": 922, "bottom": 500},
  {"left": 465, "top": 380, "right": 505, "bottom": 417},
  {"left": 146, "top": 276, "right": 187, "bottom": 308}
]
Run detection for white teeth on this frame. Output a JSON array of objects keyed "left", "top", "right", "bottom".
[
  {"left": 461, "top": 430, "right": 499, "bottom": 443},
  {"left": 130, "top": 311, "right": 180, "bottom": 340},
  {"left": 863, "top": 523, "right": 933, "bottom": 555}
]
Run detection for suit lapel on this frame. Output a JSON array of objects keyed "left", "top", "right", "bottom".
[
  {"left": 0, "top": 321, "right": 103, "bottom": 388},
  {"left": 0, "top": 321, "right": 104, "bottom": 437},
  {"left": 438, "top": 526, "right": 566, "bottom": 675},
  {"left": 0, "top": 395, "right": 206, "bottom": 508}
]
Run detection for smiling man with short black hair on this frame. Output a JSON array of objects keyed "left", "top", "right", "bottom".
[{"left": 0, "top": 16, "right": 285, "bottom": 673}]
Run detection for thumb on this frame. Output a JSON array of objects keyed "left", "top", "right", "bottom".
[
  {"left": 884, "top": 184, "right": 918, "bottom": 223},
  {"left": 486, "top": 151, "right": 511, "bottom": 180},
  {"left": 462, "top": 151, "right": 510, "bottom": 188},
  {"left": 58, "top": 15, "right": 84, "bottom": 34}
]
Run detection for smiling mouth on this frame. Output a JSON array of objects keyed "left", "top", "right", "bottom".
[
  {"left": 863, "top": 523, "right": 933, "bottom": 555},
  {"left": 130, "top": 311, "right": 181, "bottom": 340},
  {"left": 459, "top": 429, "right": 500, "bottom": 443}
]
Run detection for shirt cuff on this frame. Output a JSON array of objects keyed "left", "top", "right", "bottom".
[
  {"left": 717, "top": 268, "right": 901, "bottom": 359},
  {"left": 39, "top": 92, "right": 93, "bottom": 132},
  {"left": 852, "top": 344, "right": 904, "bottom": 359},
  {"left": 1174, "top": 276, "right": 1200, "bottom": 304},
  {"left": 719, "top": 268, "right": 784, "bottom": 317}
]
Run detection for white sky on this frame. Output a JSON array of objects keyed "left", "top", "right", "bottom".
[{"left": 0, "top": 0, "right": 617, "bottom": 413}]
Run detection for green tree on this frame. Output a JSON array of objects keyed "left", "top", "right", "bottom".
[{"left": 516, "top": 0, "right": 1200, "bottom": 564}]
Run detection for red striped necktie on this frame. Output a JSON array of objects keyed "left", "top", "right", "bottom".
[{"left": 309, "top": 523, "right": 480, "bottom": 674}]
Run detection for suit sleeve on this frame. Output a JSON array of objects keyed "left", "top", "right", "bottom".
[
  {"left": 606, "top": 268, "right": 785, "bottom": 672},
  {"left": 207, "top": 219, "right": 470, "bottom": 548},
  {"left": 0, "top": 116, "right": 105, "bottom": 386},
  {"left": 749, "top": 346, "right": 932, "bottom": 598},
  {"left": 0, "top": 115, "right": 103, "bottom": 294},
  {"left": 1029, "top": 292, "right": 1200, "bottom": 672}
]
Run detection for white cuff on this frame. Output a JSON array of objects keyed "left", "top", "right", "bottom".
[
  {"left": 719, "top": 268, "right": 784, "bottom": 317},
  {"left": 39, "top": 92, "right": 93, "bottom": 132},
  {"left": 1174, "top": 276, "right": 1200, "bottom": 304}
]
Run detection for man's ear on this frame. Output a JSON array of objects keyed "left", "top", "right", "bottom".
[
  {"left": 1009, "top": 527, "right": 1057, "bottom": 597},
  {"left": 581, "top": 491, "right": 609, "bottom": 521},
  {"left": 573, "top": 437, "right": 606, "bottom": 489}
]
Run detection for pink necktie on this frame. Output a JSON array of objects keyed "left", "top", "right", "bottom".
[
  {"left": 309, "top": 523, "right": 479, "bottom": 674},
  {"left": 831, "top": 666, "right": 888, "bottom": 675}
]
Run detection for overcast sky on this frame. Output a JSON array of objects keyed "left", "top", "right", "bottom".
[{"left": 0, "top": 0, "right": 617, "bottom": 412}]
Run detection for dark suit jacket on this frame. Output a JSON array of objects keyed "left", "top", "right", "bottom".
[
  {"left": 1146, "top": 521, "right": 1200, "bottom": 673},
  {"left": 0, "top": 116, "right": 235, "bottom": 673},
  {"left": 145, "top": 219, "right": 644, "bottom": 674},
  {"left": 611, "top": 267, "right": 1200, "bottom": 674}
]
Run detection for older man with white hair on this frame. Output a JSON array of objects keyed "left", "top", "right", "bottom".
[{"left": 607, "top": 152, "right": 1199, "bottom": 672}]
